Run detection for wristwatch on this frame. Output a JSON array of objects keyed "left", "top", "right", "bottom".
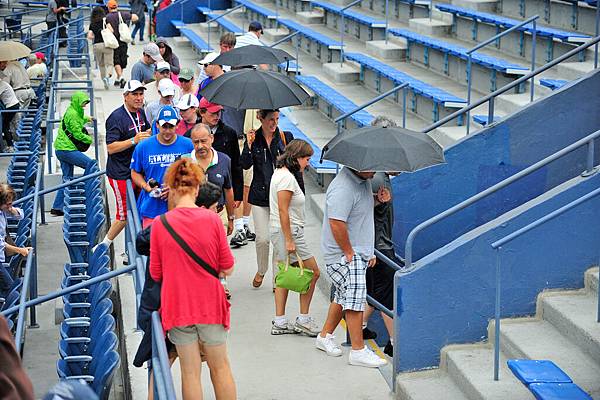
[
  {"left": 131, "top": 137, "right": 136, "bottom": 145},
  {"left": 228, "top": 216, "right": 235, "bottom": 221}
]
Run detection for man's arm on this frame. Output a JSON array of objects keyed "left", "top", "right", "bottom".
[
  {"left": 328, "top": 219, "right": 354, "bottom": 262},
  {"left": 131, "top": 169, "right": 150, "bottom": 192}
]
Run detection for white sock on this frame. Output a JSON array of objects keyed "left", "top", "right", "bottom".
[
  {"left": 274, "top": 316, "right": 287, "bottom": 326},
  {"left": 234, "top": 218, "right": 244, "bottom": 231},
  {"left": 362, "top": 322, "right": 368, "bottom": 329},
  {"left": 243, "top": 216, "right": 250, "bottom": 226},
  {"left": 297, "top": 314, "right": 310, "bottom": 323},
  {"left": 389, "top": 338, "right": 394, "bottom": 345},
  {"left": 102, "top": 237, "right": 113, "bottom": 247}
]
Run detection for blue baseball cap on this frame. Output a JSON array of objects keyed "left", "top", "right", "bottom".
[{"left": 157, "top": 105, "right": 180, "bottom": 126}]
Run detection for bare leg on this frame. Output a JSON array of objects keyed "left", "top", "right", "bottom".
[
  {"left": 107, "top": 220, "right": 126, "bottom": 241},
  {"left": 204, "top": 343, "right": 237, "bottom": 400},
  {"left": 298, "top": 257, "right": 320, "bottom": 315},
  {"left": 115, "top": 64, "right": 123, "bottom": 81},
  {"left": 381, "top": 312, "right": 394, "bottom": 339},
  {"left": 345, "top": 310, "right": 365, "bottom": 350},
  {"left": 274, "top": 287, "right": 289, "bottom": 316},
  {"left": 242, "top": 185, "right": 251, "bottom": 217},
  {"left": 175, "top": 341, "right": 203, "bottom": 400},
  {"left": 320, "top": 302, "right": 343, "bottom": 337},
  {"left": 148, "top": 353, "right": 177, "bottom": 400}
]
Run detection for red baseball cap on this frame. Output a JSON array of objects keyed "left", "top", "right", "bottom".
[
  {"left": 199, "top": 97, "right": 223, "bottom": 113},
  {"left": 35, "top": 52, "right": 45, "bottom": 60}
]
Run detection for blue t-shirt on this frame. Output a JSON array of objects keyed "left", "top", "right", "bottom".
[{"left": 130, "top": 135, "right": 194, "bottom": 219}]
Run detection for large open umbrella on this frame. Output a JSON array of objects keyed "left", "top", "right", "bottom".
[
  {"left": 321, "top": 126, "right": 445, "bottom": 172},
  {"left": 212, "top": 45, "right": 295, "bottom": 67},
  {"left": 0, "top": 41, "right": 31, "bottom": 62},
  {"left": 199, "top": 69, "right": 309, "bottom": 110}
]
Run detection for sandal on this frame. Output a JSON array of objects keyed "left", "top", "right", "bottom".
[{"left": 252, "top": 273, "right": 264, "bottom": 288}]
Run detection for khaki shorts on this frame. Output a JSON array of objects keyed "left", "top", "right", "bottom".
[
  {"left": 270, "top": 226, "right": 313, "bottom": 264},
  {"left": 167, "top": 324, "right": 228, "bottom": 346},
  {"left": 238, "top": 138, "right": 253, "bottom": 186},
  {"left": 218, "top": 208, "right": 229, "bottom": 231}
]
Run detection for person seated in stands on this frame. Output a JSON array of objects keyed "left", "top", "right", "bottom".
[
  {"left": 150, "top": 158, "right": 236, "bottom": 400},
  {"left": 175, "top": 94, "right": 200, "bottom": 136},
  {"left": 145, "top": 78, "right": 177, "bottom": 126},
  {"left": 130, "top": 42, "right": 162, "bottom": 85},
  {"left": 130, "top": 105, "right": 193, "bottom": 228},
  {"left": 95, "top": 80, "right": 151, "bottom": 256},
  {"left": 0, "top": 81, "right": 20, "bottom": 152},
  {"left": 26, "top": 52, "right": 48, "bottom": 79}
]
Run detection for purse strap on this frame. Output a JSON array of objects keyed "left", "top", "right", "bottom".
[
  {"left": 284, "top": 252, "right": 306, "bottom": 275},
  {"left": 159, "top": 214, "right": 219, "bottom": 279}
]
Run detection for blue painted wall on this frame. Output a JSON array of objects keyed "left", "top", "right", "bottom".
[
  {"left": 395, "top": 171, "right": 600, "bottom": 371},
  {"left": 392, "top": 69, "right": 600, "bottom": 261},
  {"left": 156, "top": 0, "right": 230, "bottom": 37}
]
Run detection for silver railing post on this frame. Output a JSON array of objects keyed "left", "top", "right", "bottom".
[
  {"left": 340, "top": 12, "right": 345, "bottom": 68},
  {"left": 494, "top": 247, "right": 501, "bottom": 381},
  {"left": 385, "top": 0, "right": 389, "bottom": 44},
  {"left": 466, "top": 54, "right": 473, "bottom": 135},
  {"left": 429, "top": 0, "right": 433, "bottom": 20},
  {"left": 586, "top": 139, "right": 595, "bottom": 173},
  {"left": 595, "top": 2, "right": 599, "bottom": 69},
  {"left": 487, "top": 96, "right": 495, "bottom": 125},
  {"left": 402, "top": 86, "right": 407, "bottom": 128},
  {"left": 530, "top": 20, "right": 537, "bottom": 102}
]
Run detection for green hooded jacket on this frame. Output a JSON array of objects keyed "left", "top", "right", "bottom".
[{"left": 54, "top": 91, "right": 93, "bottom": 151}]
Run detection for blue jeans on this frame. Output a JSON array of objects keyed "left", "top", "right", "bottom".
[
  {"left": 131, "top": 13, "right": 145, "bottom": 41},
  {"left": 52, "top": 149, "right": 94, "bottom": 210}
]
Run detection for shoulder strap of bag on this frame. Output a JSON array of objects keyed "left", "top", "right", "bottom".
[
  {"left": 102, "top": 17, "right": 106, "bottom": 29},
  {"left": 118, "top": 11, "right": 123, "bottom": 23},
  {"left": 279, "top": 129, "right": 286, "bottom": 146},
  {"left": 159, "top": 214, "right": 220, "bottom": 279}
]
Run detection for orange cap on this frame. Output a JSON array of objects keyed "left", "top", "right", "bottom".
[{"left": 107, "top": 0, "right": 118, "bottom": 9}]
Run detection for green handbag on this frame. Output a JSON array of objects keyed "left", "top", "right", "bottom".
[{"left": 275, "top": 253, "right": 314, "bottom": 294}]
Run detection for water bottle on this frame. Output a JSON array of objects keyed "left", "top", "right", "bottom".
[{"left": 148, "top": 178, "right": 162, "bottom": 198}]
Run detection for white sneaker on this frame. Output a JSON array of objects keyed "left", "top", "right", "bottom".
[
  {"left": 315, "top": 333, "right": 342, "bottom": 357},
  {"left": 348, "top": 346, "right": 387, "bottom": 368},
  {"left": 294, "top": 317, "right": 320, "bottom": 337}
]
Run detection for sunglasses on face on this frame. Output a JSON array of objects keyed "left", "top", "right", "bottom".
[{"left": 179, "top": 78, "right": 190, "bottom": 83}]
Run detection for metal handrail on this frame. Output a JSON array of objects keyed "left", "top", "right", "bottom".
[
  {"left": 13, "top": 252, "right": 33, "bottom": 353},
  {"left": 207, "top": 4, "right": 245, "bottom": 49},
  {"left": 422, "top": 34, "right": 600, "bottom": 134},
  {"left": 125, "top": 179, "right": 146, "bottom": 322},
  {"left": 404, "top": 128, "right": 600, "bottom": 268},
  {"left": 333, "top": 83, "right": 409, "bottom": 136},
  {"left": 339, "top": 0, "right": 362, "bottom": 67},
  {"left": 465, "top": 15, "right": 539, "bottom": 135},
  {"left": 489, "top": 185, "right": 600, "bottom": 381},
  {"left": 151, "top": 312, "right": 177, "bottom": 399},
  {"left": 269, "top": 31, "right": 300, "bottom": 74}
]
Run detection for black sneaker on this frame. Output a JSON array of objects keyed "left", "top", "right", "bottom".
[
  {"left": 383, "top": 341, "right": 393, "bottom": 357},
  {"left": 119, "top": 78, "right": 127, "bottom": 89},
  {"left": 229, "top": 229, "right": 247, "bottom": 248},
  {"left": 113, "top": 79, "right": 121, "bottom": 87},
  {"left": 362, "top": 327, "right": 377, "bottom": 340},
  {"left": 50, "top": 208, "right": 64, "bottom": 216},
  {"left": 244, "top": 225, "right": 256, "bottom": 241}
]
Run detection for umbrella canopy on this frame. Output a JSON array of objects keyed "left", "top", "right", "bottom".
[
  {"left": 212, "top": 45, "right": 295, "bottom": 67},
  {"left": 321, "top": 126, "right": 445, "bottom": 172},
  {"left": 0, "top": 41, "right": 31, "bottom": 62},
  {"left": 199, "top": 69, "right": 310, "bottom": 110}
]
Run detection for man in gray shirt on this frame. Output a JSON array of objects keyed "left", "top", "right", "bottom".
[
  {"left": 316, "top": 166, "right": 388, "bottom": 368},
  {"left": 130, "top": 43, "right": 162, "bottom": 84}
]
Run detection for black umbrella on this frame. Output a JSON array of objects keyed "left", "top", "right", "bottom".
[
  {"left": 321, "top": 126, "right": 445, "bottom": 172},
  {"left": 199, "top": 69, "right": 310, "bottom": 110},
  {"left": 212, "top": 45, "right": 295, "bottom": 67}
]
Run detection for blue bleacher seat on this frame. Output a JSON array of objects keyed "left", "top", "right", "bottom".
[
  {"left": 529, "top": 383, "right": 593, "bottom": 400},
  {"left": 388, "top": 28, "right": 529, "bottom": 75},
  {"left": 539, "top": 79, "right": 568, "bottom": 91},
  {"left": 177, "top": 27, "right": 214, "bottom": 53},
  {"left": 507, "top": 360, "right": 572, "bottom": 385},
  {"left": 201, "top": 11, "right": 245, "bottom": 35},
  {"left": 278, "top": 18, "right": 343, "bottom": 50},
  {"left": 296, "top": 75, "right": 374, "bottom": 127},
  {"left": 312, "top": 0, "right": 386, "bottom": 28},
  {"left": 472, "top": 114, "right": 502, "bottom": 126},
  {"left": 436, "top": 4, "right": 591, "bottom": 43},
  {"left": 57, "top": 349, "right": 120, "bottom": 400},
  {"left": 278, "top": 60, "right": 302, "bottom": 73}
]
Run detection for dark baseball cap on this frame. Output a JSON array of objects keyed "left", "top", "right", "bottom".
[{"left": 248, "top": 21, "right": 263, "bottom": 33}]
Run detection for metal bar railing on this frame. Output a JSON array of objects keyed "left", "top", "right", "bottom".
[
  {"left": 489, "top": 185, "right": 600, "bottom": 380},
  {"left": 125, "top": 179, "right": 146, "bottom": 324},
  {"left": 151, "top": 312, "right": 177, "bottom": 399},
  {"left": 13, "top": 252, "right": 33, "bottom": 353},
  {"left": 423, "top": 34, "right": 600, "bottom": 134},
  {"left": 28, "top": 163, "right": 42, "bottom": 328},
  {"left": 269, "top": 31, "right": 300, "bottom": 74},
  {"left": 334, "top": 83, "right": 409, "bottom": 136},
  {"left": 404, "top": 128, "right": 600, "bottom": 268},
  {"left": 206, "top": 4, "right": 244, "bottom": 49},
  {"left": 339, "top": 0, "right": 363, "bottom": 67},
  {"left": 465, "top": 15, "right": 539, "bottom": 135}
]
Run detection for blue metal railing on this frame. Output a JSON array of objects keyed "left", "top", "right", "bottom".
[
  {"left": 206, "top": 4, "right": 245, "bottom": 49},
  {"left": 125, "top": 179, "right": 146, "bottom": 321},
  {"left": 489, "top": 185, "right": 600, "bottom": 381},
  {"left": 269, "top": 31, "right": 300, "bottom": 74},
  {"left": 339, "top": 0, "right": 362, "bottom": 68},
  {"left": 465, "top": 15, "right": 539, "bottom": 135},
  {"left": 151, "top": 312, "right": 177, "bottom": 399}
]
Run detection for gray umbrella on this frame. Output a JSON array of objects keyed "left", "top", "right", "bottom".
[
  {"left": 198, "top": 69, "right": 309, "bottom": 110},
  {"left": 212, "top": 45, "right": 295, "bottom": 67},
  {"left": 321, "top": 126, "right": 445, "bottom": 172}
]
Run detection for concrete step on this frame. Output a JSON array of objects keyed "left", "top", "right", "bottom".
[
  {"left": 443, "top": 344, "right": 534, "bottom": 400},
  {"left": 556, "top": 61, "right": 596, "bottom": 81},
  {"left": 408, "top": 17, "right": 451, "bottom": 36},
  {"left": 495, "top": 318, "right": 600, "bottom": 398},
  {"left": 396, "top": 369, "right": 469, "bottom": 400},
  {"left": 540, "top": 290, "right": 600, "bottom": 366},
  {"left": 585, "top": 267, "right": 599, "bottom": 295},
  {"left": 451, "top": 0, "right": 498, "bottom": 12}
]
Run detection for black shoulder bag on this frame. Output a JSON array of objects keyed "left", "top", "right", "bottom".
[
  {"left": 62, "top": 119, "right": 91, "bottom": 152},
  {"left": 159, "top": 214, "right": 219, "bottom": 279}
]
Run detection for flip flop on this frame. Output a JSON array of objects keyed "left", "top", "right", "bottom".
[{"left": 252, "top": 273, "right": 263, "bottom": 288}]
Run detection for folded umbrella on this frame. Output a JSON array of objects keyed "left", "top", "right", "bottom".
[
  {"left": 0, "top": 41, "right": 31, "bottom": 62},
  {"left": 321, "top": 126, "right": 445, "bottom": 172},
  {"left": 212, "top": 45, "right": 295, "bottom": 67},
  {"left": 199, "top": 69, "right": 309, "bottom": 110}
]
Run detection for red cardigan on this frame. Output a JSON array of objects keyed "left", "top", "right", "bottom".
[{"left": 150, "top": 207, "right": 234, "bottom": 333}]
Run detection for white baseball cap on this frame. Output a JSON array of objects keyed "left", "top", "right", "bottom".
[
  {"left": 158, "top": 79, "right": 176, "bottom": 97},
  {"left": 177, "top": 94, "right": 200, "bottom": 110},
  {"left": 122, "top": 79, "right": 146, "bottom": 94},
  {"left": 156, "top": 61, "right": 171, "bottom": 72},
  {"left": 198, "top": 52, "right": 220, "bottom": 66}
]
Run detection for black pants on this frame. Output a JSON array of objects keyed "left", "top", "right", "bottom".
[{"left": 2, "top": 104, "right": 18, "bottom": 147}]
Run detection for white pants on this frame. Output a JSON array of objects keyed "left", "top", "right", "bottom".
[{"left": 253, "top": 205, "right": 278, "bottom": 280}]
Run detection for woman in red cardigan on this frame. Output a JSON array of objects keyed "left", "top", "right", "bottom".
[{"left": 150, "top": 158, "right": 236, "bottom": 399}]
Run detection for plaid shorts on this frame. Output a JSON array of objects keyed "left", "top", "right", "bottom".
[{"left": 326, "top": 255, "right": 368, "bottom": 312}]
